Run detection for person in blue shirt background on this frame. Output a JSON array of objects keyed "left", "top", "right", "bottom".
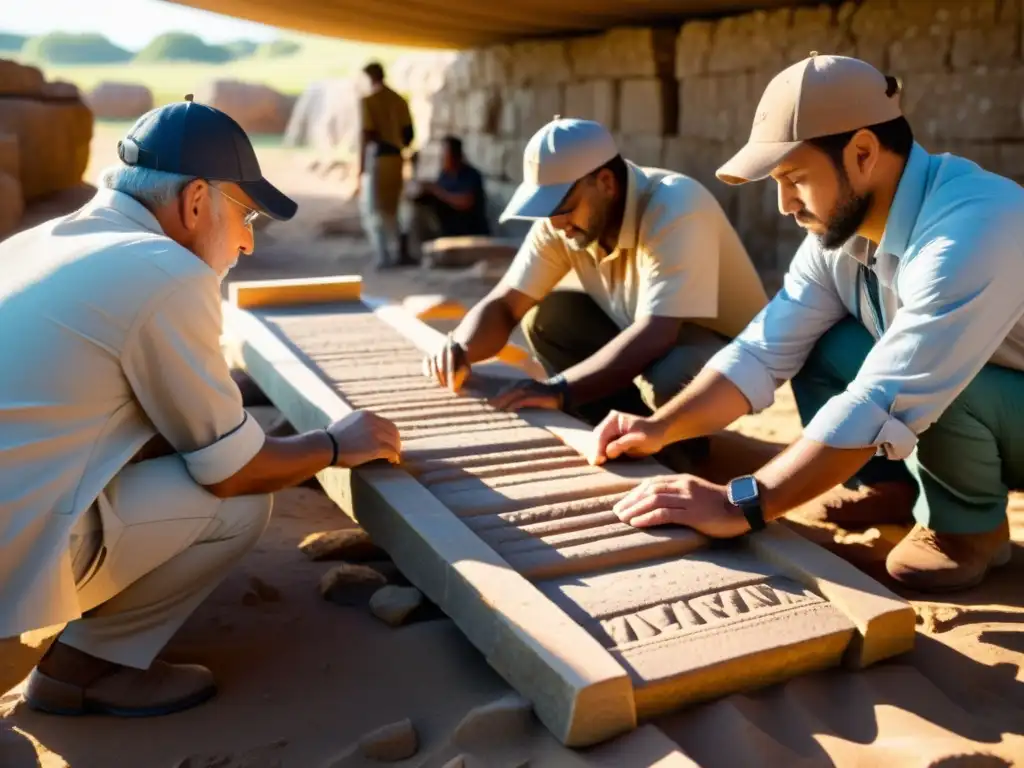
[
  {"left": 588, "top": 54, "right": 1024, "bottom": 593},
  {"left": 401, "top": 135, "right": 490, "bottom": 264}
]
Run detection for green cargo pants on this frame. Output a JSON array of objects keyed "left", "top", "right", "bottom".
[
  {"left": 791, "top": 316, "right": 1024, "bottom": 534},
  {"left": 520, "top": 290, "right": 728, "bottom": 468}
]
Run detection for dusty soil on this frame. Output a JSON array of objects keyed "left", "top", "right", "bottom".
[{"left": 2, "top": 124, "right": 1022, "bottom": 768}]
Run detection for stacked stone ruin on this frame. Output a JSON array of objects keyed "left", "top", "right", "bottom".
[
  {"left": 395, "top": 0, "right": 1024, "bottom": 291},
  {"left": 0, "top": 60, "right": 94, "bottom": 237}
]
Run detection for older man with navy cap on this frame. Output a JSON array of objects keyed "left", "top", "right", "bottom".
[
  {"left": 0, "top": 97, "right": 400, "bottom": 716},
  {"left": 424, "top": 118, "right": 767, "bottom": 465}
]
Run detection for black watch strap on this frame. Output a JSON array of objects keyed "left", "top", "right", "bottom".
[{"left": 739, "top": 501, "right": 766, "bottom": 532}]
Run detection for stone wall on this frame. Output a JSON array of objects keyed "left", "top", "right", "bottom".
[{"left": 398, "top": 0, "right": 1024, "bottom": 287}]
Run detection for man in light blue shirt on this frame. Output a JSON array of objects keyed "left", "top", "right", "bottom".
[{"left": 588, "top": 54, "right": 1024, "bottom": 593}]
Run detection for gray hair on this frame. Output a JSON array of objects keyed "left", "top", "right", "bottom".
[{"left": 99, "top": 164, "right": 197, "bottom": 209}]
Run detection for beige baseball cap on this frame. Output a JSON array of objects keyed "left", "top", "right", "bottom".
[{"left": 717, "top": 54, "right": 903, "bottom": 185}]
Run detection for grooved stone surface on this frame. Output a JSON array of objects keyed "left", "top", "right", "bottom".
[{"left": 227, "top": 298, "right": 916, "bottom": 747}]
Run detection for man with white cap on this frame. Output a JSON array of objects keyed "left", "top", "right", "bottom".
[
  {"left": 590, "top": 54, "right": 1024, "bottom": 592},
  {"left": 423, "top": 118, "right": 767, "bottom": 467}
]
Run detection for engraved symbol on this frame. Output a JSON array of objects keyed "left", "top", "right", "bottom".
[{"left": 753, "top": 110, "right": 769, "bottom": 127}]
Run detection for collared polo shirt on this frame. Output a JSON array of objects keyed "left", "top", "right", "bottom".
[
  {"left": 708, "top": 142, "right": 1024, "bottom": 460},
  {"left": 0, "top": 188, "right": 265, "bottom": 639},
  {"left": 501, "top": 161, "right": 769, "bottom": 339}
]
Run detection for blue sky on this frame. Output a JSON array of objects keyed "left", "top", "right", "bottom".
[{"left": 0, "top": 0, "right": 281, "bottom": 50}]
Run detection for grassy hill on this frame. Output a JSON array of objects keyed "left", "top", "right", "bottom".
[
  {"left": 0, "top": 33, "right": 26, "bottom": 53},
  {"left": 134, "top": 32, "right": 234, "bottom": 64},
  {"left": 21, "top": 32, "right": 132, "bottom": 64},
  {"left": 19, "top": 31, "right": 427, "bottom": 110}
]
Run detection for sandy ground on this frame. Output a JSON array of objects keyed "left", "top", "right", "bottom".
[{"left": 2, "top": 125, "right": 1023, "bottom": 767}]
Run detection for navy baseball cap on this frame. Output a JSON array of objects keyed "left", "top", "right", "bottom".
[{"left": 116, "top": 94, "right": 297, "bottom": 221}]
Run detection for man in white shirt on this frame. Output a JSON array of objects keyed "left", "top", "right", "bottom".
[
  {"left": 423, "top": 118, "right": 767, "bottom": 468},
  {"left": 0, "top": 98, "right": 401, "bottom": 716}
]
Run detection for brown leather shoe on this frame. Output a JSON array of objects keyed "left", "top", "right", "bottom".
[
  {"left": 886, "top": 519, "right": 1012, "bottom": 593},
  {"left": 24, "top": 660, "right": 215, "bottom": 717},
  {"left": 788, "top": 480, "right": 917, "bottom": 529}
]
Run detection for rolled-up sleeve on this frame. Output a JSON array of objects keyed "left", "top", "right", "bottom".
[
  {"left": 122, "top": 273, "right": 265, "bottom": 485},
  {"left": 500, "top": 220, "right": 570, "bottom": 301},
  {"left": 805, "top": 215, "right": 1024, "bottom": 460},
  {"left": 706, "top": 234, "right": 848, "bottom": 412}
]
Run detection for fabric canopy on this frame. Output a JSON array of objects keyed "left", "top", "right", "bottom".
[{"left": 167, "top": 0, "right": 809, "bottom": 49}]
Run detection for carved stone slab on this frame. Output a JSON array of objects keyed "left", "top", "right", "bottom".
[{"left": 223, "top": 292, "right": 916, "bottom": 747}]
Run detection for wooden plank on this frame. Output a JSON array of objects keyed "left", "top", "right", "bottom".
[
  {"left": 224, "top": 301, "right": 637, "bottom": 747},
  {"left": 228, "top": 275, "right": 362, "bottom": 309}
]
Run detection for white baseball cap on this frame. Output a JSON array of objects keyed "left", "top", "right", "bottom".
[{"left": 499, "top": 118, "right": 619, "bottom": 222}]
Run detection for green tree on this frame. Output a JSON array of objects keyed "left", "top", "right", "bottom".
[
  {"left": 21, "top": 32, "right": 132, "bottom": 64},
  {"left": 134, "top": 32, "right": 233, "bottom": 64}
]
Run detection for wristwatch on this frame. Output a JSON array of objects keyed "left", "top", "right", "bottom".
[{"left": 727, "top": 474, "right": 766, "bottom": 532}]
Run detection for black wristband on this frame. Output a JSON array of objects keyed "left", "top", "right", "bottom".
[
  {"left": 546, "top": 373, "right": 571, "bottom": 411},
  {"left": 323, "top": 429, "right": 340, "bottom": 467}
]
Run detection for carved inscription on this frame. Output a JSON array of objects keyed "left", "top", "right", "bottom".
[{"left": 599, "top": 581, "right": 820, "bottom": 648}]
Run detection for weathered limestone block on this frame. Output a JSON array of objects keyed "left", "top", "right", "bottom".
[
  {"left": 618, "top": 78, "right": 677, "bottom": 136},
  {"left": 662, "top": 136, "right": 733, "bottom": 193},
  {"left": 952, "top": 27, "right": 1018, "bottom": 69},
  {"left": 0, "top": 133, "right": 18, "bottom": 180},
  {"left": 615, "top": 134, "right": 664, "bottom": 168},
  {"left": 196, "top": 80, "right": 294, "bottom": 135},
  {"left": 734, "top": 183, "right": 780, "bottom": 271},
  {"left": 0, "top": 98, "right": 92, "bottom": 201},
  {"left": 389, "top": 50, "right": 457, "bottom": 96},
  {"left": 901, "top": 69, "right": 1023, "bottom": 141},
  {"left": 0, "top": 60, "right": 44, "bottom": 96},
  {"left": 443, "top": 50, "right": 477, "bottom": 94},
  {"left": 479, "top": 45, "right": 513, "bottom": 88},
  {"left": 517, "top": 85, "right": 564, "bottom": 139},
  {"left": 86, "top": 82, "right": 154, "bottom": 120},
  {"left": 465, "top": 88, "right": 501, "bottom": 135},
  {"left": 510, "top": 39, "right": 572, "bottom": 85},
  {"left": 450, "top": 97, "right": 472, "bottom": 136},
  {"left": 894, "top": 0, "right": 997, "bottom": 26},
  {"left": 679, "top": 76, "right": 745, "bottom": 141},
  {"left": 675, "top": 20, "right": 714, "bottom": 79},
  {"left": 498, "top": 90, "right": 521, "bottom": 138},
  {"left": 563, "top": 80, "right": 618, "bottom": 130},
  {"left": 0, "top": 172, "right": 24, "bottom": 238},
  {"left": 998, "top": 142, "right": 1024, "bottom": 184},
  {"left": 503, "top": 138, "right": 528, "bottom": 183},
  {"left": 888, "top": 22, "right": 952, "bottom": 74},
  {"left": 283, "top": 78, "right": 359, "bottom": 155},
  {"left": 473, "top": 135, "right": 507, "bottom": 178},
  {"left": 707, "top": 9, "right": 789, "bottom": 74},
  {"left": 570, "top": 27, "right": 677, "bottom": 79},
  {"left": 427, "top": 87, "right": 456, "bottom": 137},
  {"left": 785, "top": 5, "right": 853, "bottom": 63}
]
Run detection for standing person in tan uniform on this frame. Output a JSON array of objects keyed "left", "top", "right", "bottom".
[
  {"left": 423, "top": 118, "right": 768, "bottom": 469},
  {"left": 357, "top": 61, "right": 414, "bottom": 269},
  {"left": 0, "top": 99, "right": 401, "bottom": 716}
]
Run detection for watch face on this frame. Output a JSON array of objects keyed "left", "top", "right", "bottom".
[{"left": 730, "top": 475, "right": 758, "bottom": 505}]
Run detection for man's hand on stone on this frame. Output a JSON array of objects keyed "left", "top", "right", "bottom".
[
  {"left": 588, "top": 410, "right": 666, "bottom": 465},
  {"left": 613, "top": 475, "right": 750, "bottom": 539},
  {"left": 489, "top": 378, "right": 563, "bottom": 412},
  {"left": 423, "top": 333, "right": 471, "bottom": 392},
  {"left": 327, "top": 410, "right": 401, "bottom": 467}
]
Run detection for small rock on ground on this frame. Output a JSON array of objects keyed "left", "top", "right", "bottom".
[
  {"left": 369, "top": 586, "right": 424, "bottom": 627},
  {"left": 358, "top": 718, "right": 418, "bottom": 762},
  {"left": 299, "top": 528, "right": 386, "bottom": 562},
  {"left": 241, "top": 576, "right": 282, "bottom": 606},
  {"left": 453, "top": 693, "right": 534, "bottom": 751},
  {"left": 319, "top": 564, "right": 388, "bottom": 607}
]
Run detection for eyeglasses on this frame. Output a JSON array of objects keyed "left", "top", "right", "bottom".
[{"left": 209, "top": 184, "right": 261, "bottom": 227}]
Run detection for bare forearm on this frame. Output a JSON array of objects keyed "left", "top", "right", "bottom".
[
  {"left": 206, "top": 431, "right": 332, "bottom": 498},
  {"left": 652, "top": 368, "right": 754, "bottom": 444},
  {"left": 452, "top": 297, "right": 519, "bottom": 363},
  {"left": 561, "top": 324, "right": 676, "bottom": 407},
  {"left": 755, "top": 439, "right": 875, "bottom": 520}
]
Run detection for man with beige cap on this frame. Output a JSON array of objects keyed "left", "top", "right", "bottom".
[
  {"left": 422, "top": 118, "right": 767, "bottom": 469},
  {"left": 590, "top": 54, "right": 1024, "bottom": 592}
]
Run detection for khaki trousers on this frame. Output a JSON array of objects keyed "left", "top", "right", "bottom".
[
  {"left": 360, "top": 154, "right": 404, "bottom": 268},
  {"left": 62, "top": 455, "right": 272, "bottom": 669}
]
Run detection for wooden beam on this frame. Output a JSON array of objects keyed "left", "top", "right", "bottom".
[{"left": 228, "top": 275, "right": 362, "bottom": 309}]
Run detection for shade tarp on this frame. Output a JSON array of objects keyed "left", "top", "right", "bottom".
[{"left": 167, "top": 0, "right": 812, "bottom": 49}]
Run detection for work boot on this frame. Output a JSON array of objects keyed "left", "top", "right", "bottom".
[
  {"left": 886, "top": 519, "right": 1012, "bottom": 593},
  {"left": 25, "top": 656, "right": 215, "bottom": 717},
  {"left": 788, "top": 480, "right": 916, "bottom": 529}
]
